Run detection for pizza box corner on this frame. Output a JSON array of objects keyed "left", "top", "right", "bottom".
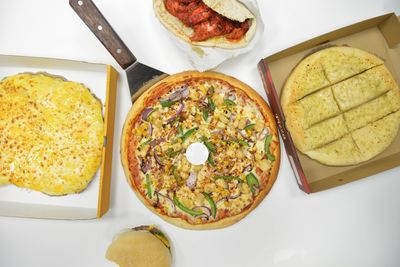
[
  {"left": 0, "top": 55, "right": 118, "bottom": 219},
  {"left": 257, "top": 13, "right": 400, "bottom": 194}
]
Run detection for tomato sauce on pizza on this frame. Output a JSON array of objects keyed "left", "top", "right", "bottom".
[{"left": 121, "top": 72, "right": 280, "bottom": 229}]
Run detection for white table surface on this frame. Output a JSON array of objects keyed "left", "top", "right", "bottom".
[{"left": 1, "top": 1, "right": 400, "bottom": 266}]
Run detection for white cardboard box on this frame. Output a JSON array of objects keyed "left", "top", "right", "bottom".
[{"left": 0, "top": 55, "right": 118, "bottom": 219}]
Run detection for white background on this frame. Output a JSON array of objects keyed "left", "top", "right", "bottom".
[{"left": 1, "top": 0, "right": 400, "bottom": 266}]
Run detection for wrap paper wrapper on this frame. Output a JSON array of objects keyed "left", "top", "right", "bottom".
[{"left": 156, "top": 0, "right": 264, "bottom": 71}]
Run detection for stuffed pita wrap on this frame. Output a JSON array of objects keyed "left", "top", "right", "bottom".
[
  {"left": 154, "top": 0, "right": 257, "bottom": 49},
  {"left": 106, "top": 226, "right": 172, "bottom": 267}
]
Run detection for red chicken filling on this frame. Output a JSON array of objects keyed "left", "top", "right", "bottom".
[{"left": 164, "top": 0, "right": 251, "bottom": 42}]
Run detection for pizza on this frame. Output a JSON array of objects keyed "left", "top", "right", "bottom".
[
  {"left": 281, "top": 46, "right": 400, "bottom": 166},
  {"left": 121, "top": 71, "right": 280, "bottom": 229},
  {"left": 153, "top": 0, "right": 256, "bottom": 48},
  {"left": 0, "top": 73, "right": 104, "bottom": 195}
]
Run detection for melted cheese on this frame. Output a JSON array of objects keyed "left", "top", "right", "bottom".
[
  {"left": 133, "top": 79, "right": 276, "bottom": 224},
  {"left": 0, "top": 73, "right": 103, "bottom": 195}
]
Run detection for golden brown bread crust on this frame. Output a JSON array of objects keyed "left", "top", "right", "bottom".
[{"left": 121, "top": 71, "right": 280, "bottom": 229}]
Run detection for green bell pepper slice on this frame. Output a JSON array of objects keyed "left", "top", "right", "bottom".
[
  {"left": 246, "top": 172, "right": 259, "bottom": 194},
  {"left": 202, "top": 192, "right": 217, "bottom": 218},
  {"left": 177, "top": 125, "right": 184, "bottom": 136},
  {"left": 237, "top": 139, "right": 250, "bottom": 147},
  {"left": 146, "top": 174, "right": 153, "bottom": 199},
  {"left": 264, "top": 134, "right": 276, "bottom": 162},
  {"left": 207, "top": 153, "right": 216, "bottom": 167},
  {"left": 202, "top": 109, "right": 209, "bottom": 122},
  {"left": 173, "top": 196, "right": 204, "bottom": 217},
  {"left": 208, "top": 97, "right": 216, "bottom": 111},
  {"left": 172, "top": 165, "right": 180, "bottom": 181},
  {"left": 244, "top": 123, "right": 255, "bottom": 130},
  {"left": 160, "top": 100, "right": 175, "bottom": 108},
  {"left": 201, "top": 137, "right": 216, "bottom": 153},
  {"left": 166, "top": 148, "right": 180, "bottom": 158},
  {"left": 223, "top": 99, "right": 236, "bottom": 106},
  {"left": 181, "top": 127, "right": 198, "bottom": 143}
]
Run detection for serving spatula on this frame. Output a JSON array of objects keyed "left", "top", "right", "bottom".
[{"left": 70, "top": 0, "right": 168, "bottom": 102}]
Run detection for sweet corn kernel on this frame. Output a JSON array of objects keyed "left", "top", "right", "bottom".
[
  {"left": 213, "top": 94, "right": 223, "bottom": 105},
  {"left": 236, "top": 149, "right": 244, "bottom": 158},
  {"left": 216, "top": 122, "right": 225, "bottom": 129},
  {"left": 258, "top": 159, "right": 271, "bottom": 171},
  {"left": 194, "top": 193, "right": 205, "bottom": 205},
  {"left": 220, "top": 115, "right": 229, "bottom": 124},
  {"left": 254, "top": 120, "right": 264, "bottom": 132},
  {"left": 216, "top": 179, "right": 226, "bottom": 188},
  {"left": 255, "top": 153, "right": 263, "bottom": 161},
  {"left": 204, "top": 183, "right": 216, "bottom": 193},
  {"left": 238, "top": 118, "right": 247, "bottom": 129},
  {"left": 190, "top": 106, "right": 196, "bottom": 116},
  {"left": 241, "top": 183, "right": 251, "bottom": 194},
  {"left": 227, "top": 148, "right": 235, "bottom": 157}
]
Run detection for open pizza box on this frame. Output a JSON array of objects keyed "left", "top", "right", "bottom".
[
  {"left": 0, "top": 55, "right": 118, "bottom": 219},
  {"left": 258, "top": 13, "right": 400, "bottom": 194}
]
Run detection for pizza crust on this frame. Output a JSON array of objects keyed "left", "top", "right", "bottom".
[{"left": 121, "top": 71, "right": 280, "bottom": 229}]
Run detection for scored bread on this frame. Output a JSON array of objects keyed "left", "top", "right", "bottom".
[
  {"left": 296, "top": 115, "right": 349, "bottom": 152},
  {"left": 281, "top": 53, "right": 330, "bottom": 107},
  {"left": 304, "top": 135, "right": 361, "bottom": 166},
  {"left": 281, "top": 46, "right": 384, "bottom": 107},
  {"left": 282, "top": 46, "right": 400, "bottom": 166},
  {"left": 284, "top": 87, "right": 341, "bottom": 133},
  {"left": 319, "top": 46, "right": 384, "bottom": 83},
  {"left": 352, "top": 111, "right": 400, "bottom": 163},
  {"left": 332, "top": 65, "right": 397, "bottom": 111},
  {"left": 343, "top": 89, "right": 400, "bottom": 131}
]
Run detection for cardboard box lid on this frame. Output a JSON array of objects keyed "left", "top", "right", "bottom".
[{"left": 258, "top": 13, "right": 400, "bottom": 193}]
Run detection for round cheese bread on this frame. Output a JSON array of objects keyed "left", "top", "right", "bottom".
[
  {"left": 0, "top": 73, "right": 104, "bottom": 195},
  {"left": 281, "top": 46, "right": 400, "bottom": 166},
  {"left": 121, "top": 71, "right": 280, "bottom": 229}
]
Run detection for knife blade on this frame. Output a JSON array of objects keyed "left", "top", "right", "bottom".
[{"left": 69, "top": 0, "right": 167, "bottom": 102}]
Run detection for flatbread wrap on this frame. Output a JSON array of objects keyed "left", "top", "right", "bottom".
[{"left": 153, "top": 0, "right": 257, "bottom": 49}]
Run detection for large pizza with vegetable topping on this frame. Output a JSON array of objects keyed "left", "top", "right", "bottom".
[{"left": 121, "top": 71, "right": 280, "bottom": 229}]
